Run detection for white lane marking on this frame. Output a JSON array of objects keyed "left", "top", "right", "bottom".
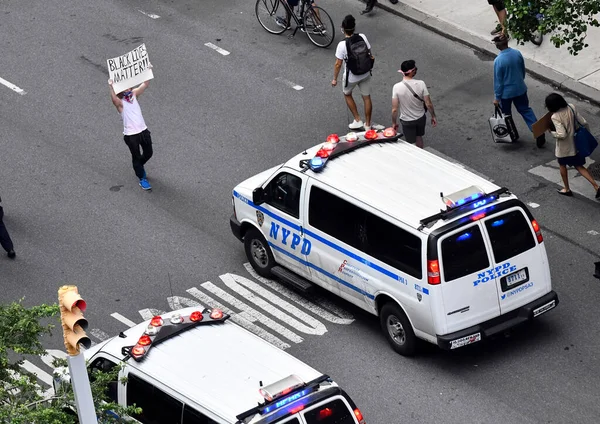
[
  {"left": 138, "top": 308, "right": 166, "bottom": 321},
  {"left": 110, "top": 312, "right": 137, "bottom": 328},
  {"left": 275, "top": 77, "right": 303, "bottom": 90},
  {"left": 528, "top": 202, "right": 540, "bottom": 208},
  {"left": 221, "top": 273, "right": 327, "bottom": 335},
  {"left": 204, "top": 42, "right": 230, "bottom": 56},
  {"left": 90, "top": 328, "right": 110, "bottom": 342},
  {"left": 138, "top": 9, "right": 160, "bottom": 19},
  {"left": 588, "top": 230, "right": 599, "bottom": 236},
  {"left": 186, "top": 288, "right": 291, "bottom": 349},
  {"left": 21, "top": 360, "right": 54, "bottom": 386},
  {"left": 40, "top": 349, "right": 68, "bottom": 370},
  {"left": 200, "top": 281, "right": 303, "bottom": 343},
  {"left": 243, "top": 263, "right": 355, "bottom": 324},
  {"left": 0, "top": 76, "right": 26, "bottom": 95}
]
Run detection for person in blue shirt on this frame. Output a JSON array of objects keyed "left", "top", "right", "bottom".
[{"left": 492, "top": 34, "right": 546, "bottom": 147}]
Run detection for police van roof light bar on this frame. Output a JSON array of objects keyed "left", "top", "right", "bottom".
[
  {"left": 419, "top": 187, "right": 510, "bottom": 230},
  {"left": 235, "top": 374, "right": 332, "bottom": 423},
  {"left": 121, "top": 308, "right": 229, "bottom": 362},
  {"left": 299, "top": 130, "right": 400, "bottom": 173}
]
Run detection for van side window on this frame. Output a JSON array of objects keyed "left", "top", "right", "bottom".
[
  {"left": 309, "top": 186, "right": 422, "bottom": 278},
  {"left": 88, "top": 357, "right": 118, "bottom": 403},
  {"left": 182, "top": 405, "right": 217, "bottom": 424},
  {"left": 441, "top": 226, "right": 490, "bottom": 282},
  {"left": 266, "top": 172, "right": 302, "bottom": 218},
  {"left": 127, "top": 373, "right": 183, "bottom": 424},
  {"left": 484, "top": 210, "right": 536, "bottom": 263}
]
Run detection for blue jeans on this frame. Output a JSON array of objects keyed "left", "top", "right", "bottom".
[{"left": 500, "top": 92, "right": 538, "bottom": 132}]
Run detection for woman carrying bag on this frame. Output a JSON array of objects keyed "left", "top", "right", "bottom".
[{"left": 545, "top": 93, "right": 600, "bottom": 198}]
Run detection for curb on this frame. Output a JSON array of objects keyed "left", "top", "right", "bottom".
[{"left": 371, "top": 1, "right": 600, "bottom": 107}]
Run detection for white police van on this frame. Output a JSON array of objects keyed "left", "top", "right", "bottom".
[
  {"left": 230, "top": 129, "right": 559, "bottom": 356},
  {"left": 54, "top": 307, "right": 365, "bottom": 424}
]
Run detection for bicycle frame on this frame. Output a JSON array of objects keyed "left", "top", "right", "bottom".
[{"left": 279, "top": 0, "right": 317, "bottom": 38}]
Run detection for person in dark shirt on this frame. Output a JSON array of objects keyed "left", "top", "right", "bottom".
[{"left": 0, "top": 195, "right": 16, "bottom": 259}]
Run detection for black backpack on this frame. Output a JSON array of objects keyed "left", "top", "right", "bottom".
[{"left": 345, "top": 34, "right": 374, "bottom": 84}]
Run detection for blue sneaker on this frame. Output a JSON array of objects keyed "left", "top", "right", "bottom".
[{"left": 139, "top": 178, "right": 151, "bottom": 190}]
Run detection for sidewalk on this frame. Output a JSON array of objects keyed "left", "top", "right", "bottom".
[{"left": 371, "top": 0, "right": 600, "bottom": 106}]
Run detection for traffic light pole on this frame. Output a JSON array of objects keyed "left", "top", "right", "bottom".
[{"left": 67, "top": 353, "right": 98, "bottom": 424}]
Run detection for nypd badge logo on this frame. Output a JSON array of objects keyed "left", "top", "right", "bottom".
[{"left": 256, "top": 210, "right": 264, "bottom": 227}]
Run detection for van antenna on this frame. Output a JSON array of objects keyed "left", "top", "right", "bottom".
[{"left": 168, "top": 273, "right": 174, "bottom": 300}]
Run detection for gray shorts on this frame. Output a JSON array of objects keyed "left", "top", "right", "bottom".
[
  {"left": 343, "top": 75, "right": 372, "bottom": 96},
  {"left": 400, "top": 114, "right": 426, "bottom": 144}
]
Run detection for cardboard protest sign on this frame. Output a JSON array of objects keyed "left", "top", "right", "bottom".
[
  {"left": 107, "top": 44, "right": 154, "bottom": 94},
  {"left": 532, "top": 112, "right": 553, "bottom": 138}
]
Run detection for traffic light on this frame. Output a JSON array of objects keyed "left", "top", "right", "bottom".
[{"left": 58, "top": 285, "right": 91, "bottom": 355}]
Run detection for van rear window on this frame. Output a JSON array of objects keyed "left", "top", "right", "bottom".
[
  {"left": 303, "top": 398, "right": 355, "bottom": 424},
  {"left": 441, "top": 225, "right": 489, "bottom": 282},
  {"left": 484, "top": 210, "right": 535, "bottom": 263}
]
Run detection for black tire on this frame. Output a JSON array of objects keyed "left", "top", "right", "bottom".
[
  {"left": 244, "top": 228, "right": 276, "bottom": 277},
  {"left": 303, "top": 6, "right": 335, "bottom": 48},
  {"left": 255, "top": 0, "right": 290, "bottom": 35},
  {"left": 380, "top": 302, "right": 418, "bottom": 356}
]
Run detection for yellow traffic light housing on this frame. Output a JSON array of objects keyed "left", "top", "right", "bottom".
[{"left": 58, "top": 285, "right": 91, "bottom": 355}]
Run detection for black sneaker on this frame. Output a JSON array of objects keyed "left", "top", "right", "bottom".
[
  {"left": 275, "top": 16, "right": 291, "bottom": 30},
  {"left": 536, "top": 134, "right": 546, "bottom": 148},
  {"left": 7, "top": 250, "right": 15, "bottom": 259},
  {"left": 390, "top": 0, "right": 398, "bottom": 3}
]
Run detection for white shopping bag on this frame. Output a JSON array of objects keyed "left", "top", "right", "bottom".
[{"left": 489, "top": 105, "right": 519, "bottom": 143}]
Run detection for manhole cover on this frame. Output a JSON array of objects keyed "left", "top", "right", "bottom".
[{"left": 589, "top": 163, "right": 600, "bottom": 179}]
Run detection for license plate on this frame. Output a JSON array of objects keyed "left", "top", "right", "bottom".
[
  {"left": 506, "top": 269, "right": 527, "bottom": 288},
  {"left": 533, "top": 300, "right": 556, "bottom": 317},
  {"left": 450, "top": 333, "right": 481, "bottom": 349}
]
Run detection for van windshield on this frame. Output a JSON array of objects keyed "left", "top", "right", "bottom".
[
  {"left": 484, "top": 210, "right": 535, "bottom": 262},
  {"left": 303, "top": 398, "right": 355, "bottom": 424}
]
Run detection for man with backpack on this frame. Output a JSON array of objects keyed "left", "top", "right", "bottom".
[{"left": 332, "top": 15, "right": 375, "bottom": 130}]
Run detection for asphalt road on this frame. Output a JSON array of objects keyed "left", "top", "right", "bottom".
[{"left": 1, "top": 0, "right": 600, "bottom": 423}]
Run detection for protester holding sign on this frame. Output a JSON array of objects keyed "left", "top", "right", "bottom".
[{"left": 108, "top": 72, "right": 154, "bottom": 191}]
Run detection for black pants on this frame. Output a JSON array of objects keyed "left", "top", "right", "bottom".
[
  {"left": 0, "top": 205, "right": 14, "bottom": 253},
  {"left": 123, "top": 129, "right": 153, "bottom": 179},
  {"left": 365, "top": 0, "right": 376, "bottom": 8}
]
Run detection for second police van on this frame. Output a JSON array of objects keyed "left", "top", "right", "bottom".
[{"left": 230, "top": 129, "right": 559, "bottom": 355}]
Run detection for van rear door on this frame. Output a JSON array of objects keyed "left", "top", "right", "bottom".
[
  {"left": 481, "top": 207, "right": 550, "bottom": 314},
  {"left": 438, "top": 222, "right": 500, "bottom": 334}
]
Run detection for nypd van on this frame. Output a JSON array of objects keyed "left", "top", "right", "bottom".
[
  {"left": 54, "top": 307, "right": 365, "bottom": 424},
  {"left": 229, "top": 129, "right": 559, "bottom": 355}
]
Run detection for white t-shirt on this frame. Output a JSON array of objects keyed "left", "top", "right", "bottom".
[
  {"left": 392, "top": 79, "right": 429, "bottom": 121},
  {"left": 335, "top": 34, "right": 371, "bottom": 84},
  {"left": 121, "top": 94, "right": 147, "bottom": 135}
]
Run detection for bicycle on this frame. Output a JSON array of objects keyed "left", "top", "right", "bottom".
[{"left": 255, "top": 0, "right": 335, "bottom": 48}]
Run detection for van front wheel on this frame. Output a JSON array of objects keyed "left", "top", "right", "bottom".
[
  {"left": 244, "top": 228, "right": 275, "bottom": 277},
  {"left": 380, "top": 303, "right": 417, "bottom": 356}
]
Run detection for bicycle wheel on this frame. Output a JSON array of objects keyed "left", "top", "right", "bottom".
[
  {"left": 255, "top": 0, "right": 290, "bottom": 35},
  {"left": 303, "top": 6, "right": 335, "bottom": 48}
]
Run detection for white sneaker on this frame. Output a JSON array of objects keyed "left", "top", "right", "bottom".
[{"left": 349, "top": 120, "right": 364, "bottom": 130}]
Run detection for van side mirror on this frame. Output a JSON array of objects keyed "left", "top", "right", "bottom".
[{"left": 253, "top": 187, "right": 266, "bottom": 205}]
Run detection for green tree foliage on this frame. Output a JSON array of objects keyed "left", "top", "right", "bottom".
[
  {"left": 505, "top": 0, "right": 600, "bottom": 55},
  {"left": 0, "top": 300, "right": 139, "bottom": 423}
]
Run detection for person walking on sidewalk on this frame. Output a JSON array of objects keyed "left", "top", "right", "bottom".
[
  {"left": 492, "top": 35, "right": 546, "bottom": 147},
  {"left": 332, "top": 15, "right": 375, "bottom": 130},
  {"left": 109, "top": 76, "right": 154, "bottom": 191},
  {"left": 488, "top": 0, "right": 508, "bottom": 36},
  {"left": 0, "top": 195, "right": 16, "bottom": 259},
  {"left": 544, "top": 93, "right": 600, "bottom": 198},
  {"left": 391, "top": 60, "right": 437, "bottom": 148},
  {"left": 361, "top": 0, "right": 398, "bottom": 15}
]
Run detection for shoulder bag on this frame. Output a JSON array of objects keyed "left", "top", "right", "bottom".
[
  {"left": 402, "top": 81, "right": 427, "bottom": 113},
  {"left": 569, "top": 106, "right": 598, "bottom": 157}
]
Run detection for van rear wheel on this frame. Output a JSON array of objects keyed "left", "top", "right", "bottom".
[
  {"left": 380, "top": 303, "right": 417, "bottom": 356},
  {"left": 244, "top": 228, "right": 275, "bottom": 277}
]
